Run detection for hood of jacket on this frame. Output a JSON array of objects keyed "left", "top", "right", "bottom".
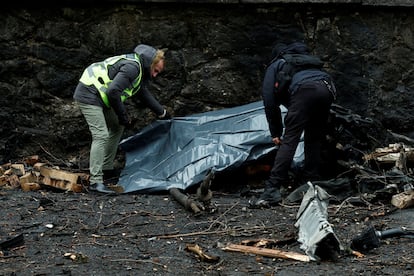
[
  {"left": 134, "top": 44, "right": 157, "bottom": 76},
  {"left": 271, "top": 42, "right": 310, "bottom": 61}
]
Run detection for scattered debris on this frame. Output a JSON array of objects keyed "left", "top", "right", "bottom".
[
  {"left": 169, "top": 188, "right": 203, "bottom": 214},
  {"left": 294, "top": 182, "right": 342, "bottom": 261},
  {"left": 185, "top": 244, "right": 220, "bottom": 263},
  {"left": 363, "top": 143, "right": 414, "bottom": 171},
  {"left": 0, "top": 155, "right": 89, "bottom": 193},
  {"left": 350, "top": 225, "right": 414, "bottom": 253},
  {"left": 221, "top": 243, "right": 310, "bottom": 262},
  {"left": 169, "top": 170, "right": 217, "bottom": 215},
  {"left": 240, "top": 237, "right": 296, "bottom": 248},
  {"left": 64, "top": 252, "right": 89, "bottom": 263},
  {"left": 349, "top": 249, "right": 365, "bottom": 258},
  {"left": 391, "top": 190, "right": 414, "bottom": 209},
  {"left": 196, "top": 170, "right": 214, "bottom": 204},
  {"left": 0, "top": 233, "right": 24, "bottom": 251}
]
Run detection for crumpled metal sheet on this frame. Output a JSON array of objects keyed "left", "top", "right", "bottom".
[
  {"left": 118, "top": 101, "right": 301, "bottom": 193},
  {"left": 294, "top": 182, "right": 342, "bottom": 261}
]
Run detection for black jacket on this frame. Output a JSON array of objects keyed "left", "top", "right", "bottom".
[{"left": 262, "top": 58, "right": 331, "bottom": 138}]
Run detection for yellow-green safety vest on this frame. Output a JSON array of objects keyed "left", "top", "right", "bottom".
[{"left": 79, "top": 53, "right": 142, "bottom": 108}]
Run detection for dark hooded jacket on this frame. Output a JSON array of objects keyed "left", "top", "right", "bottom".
[
  {"left": 262, "top": 42, "right": 332, "bottom": 138},
  {"left": 73, "top": 44, "right": 165, "bottom": 126}
]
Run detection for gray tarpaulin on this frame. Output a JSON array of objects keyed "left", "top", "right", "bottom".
[{"left": 118, "top": 101, "right": 303, "bottom": 193}]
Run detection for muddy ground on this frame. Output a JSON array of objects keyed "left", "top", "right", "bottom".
[
  {"left": 1, "top": 177, "right": 413, "bottom": 276},
  {"left": 1, "top": 105, "right": 414, "bottom": 275}
]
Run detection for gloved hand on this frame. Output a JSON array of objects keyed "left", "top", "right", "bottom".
[
  {"left": 158, "top": 109, "right": 171, "bottom": 120},
  {"left": 160, "top": 112, "right": 171, "bottom": 120},
  {"left": 119, "top": 114, "right": 132, "bottom": 128}
]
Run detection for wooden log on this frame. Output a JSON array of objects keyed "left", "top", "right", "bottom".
[{"left": 222, "top": 243, "right": 310, "bottom": 262}]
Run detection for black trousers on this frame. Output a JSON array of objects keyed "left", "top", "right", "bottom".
[{"left": 267, "top": 81, "right": 333, "bottom": 189}]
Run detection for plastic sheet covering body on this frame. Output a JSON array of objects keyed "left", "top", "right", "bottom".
[{"left": 118, "top": 101, "right": 301, "bottom": 193}]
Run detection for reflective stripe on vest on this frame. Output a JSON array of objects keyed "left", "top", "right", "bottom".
[{"left": 79, "top": 54, "right": 142, "bottom": 108}]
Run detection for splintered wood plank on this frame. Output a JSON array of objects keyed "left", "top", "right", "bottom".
[
  {"left": 21, "top": 182, "right": 41, "bottom": 192},
  {"left": 19, "top": 172, "right": 38, "bottom": 184},
  {"left": 0, "top": 175, "right": 8, "bottom": 186},
  {"left": 33, "top": 163, "right": 47, "bottom": 171},
  {"left": 24, "top": 155, "right": 39, "bottom": 166},
  {"left": 39, "top": 167, "right": 79, "bottom": 184},
  {"left": 41, "top": 175, "right": 83, "bottom": 192},
  {"left": 391, "top": 191, "right": 414, "bottom": 209},
  {"left": 10, "top": 164, "right": 25, "bottom": 176},
  {"left": 222, "top": 244, "right": 310, "bottom": 262},
  {"left": 7, "top": 174, "right": 20, "bottom": 189}
]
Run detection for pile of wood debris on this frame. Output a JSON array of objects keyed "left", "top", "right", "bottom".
[
  {"left": 0, "top": 155, "right": 89, "bottom": 193},
  {"left": 362, "top": 143, "right": 414, "bottom": 209},
  {"left": 363, "top": 142, "right": 414, "bottom": 172}
]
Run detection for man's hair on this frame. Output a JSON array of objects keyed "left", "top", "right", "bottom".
[{"left": 151, "top": 49, "right": 165, "bottom": 71}]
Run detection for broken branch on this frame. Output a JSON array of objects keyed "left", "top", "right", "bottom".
[{"left": 169, "top": 188, "right": 202, "bottom": 214}]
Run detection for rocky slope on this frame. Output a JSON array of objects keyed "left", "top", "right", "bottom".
[{"left": 1, "top": 3, "right": 414, "bottom": 165}]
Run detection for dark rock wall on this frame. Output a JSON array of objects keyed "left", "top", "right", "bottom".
[{"left": 1, "top": 3, "right": 413, "bottom": 163}]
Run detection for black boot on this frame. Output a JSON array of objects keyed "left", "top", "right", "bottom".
[
  {"left": 101, "top": 169, "right": 124, "bottom": 193},
  {"left": 249, "top": 186, "right": 282, "bottom": 208},
  {"left": 89, "top": 182, "right": 124, "bottom": 194},
  {"left": 103, "top": 169, "right": 120, "bottom": 185},
  {"left": 89, "top": 182, "right": 117, "bottom": 193}
]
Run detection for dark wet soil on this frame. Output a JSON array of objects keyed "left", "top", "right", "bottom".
[{"left": 1, "top": 183, "right": 413, "bottom": 276}]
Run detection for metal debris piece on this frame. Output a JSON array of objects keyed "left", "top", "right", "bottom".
[
  {"left": 350, "top": 226, "right": 414, "bottom": 253},
  {"left": 294, "top": 182, "right": 342, "bottom": 261}
]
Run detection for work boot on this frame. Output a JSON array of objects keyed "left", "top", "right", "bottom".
[
  {"left": 105, "top": 183, "right": 124, "bottom": 193},
  {"left": 249, "top": 187, "right": 282, "bottom": 208},
  {"left": 89, "top": 182, "right": 124, "bottom": 194},
  {"left": 102, "top": 169, "right": 124, "bottom": 193},
  {"left": 103, "top": 169, "right": 120, "bottom": 185}
]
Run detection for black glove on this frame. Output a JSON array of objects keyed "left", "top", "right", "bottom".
[{"left": 119, "top": 114, "right": 132, "bottom": 128}]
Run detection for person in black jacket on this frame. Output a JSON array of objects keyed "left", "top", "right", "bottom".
[
  {"left": 251, "top": 42, "right": 336, "bottom": 208},
  {"left": 73, "top": 44, "right": 170, "bottom": 193}
]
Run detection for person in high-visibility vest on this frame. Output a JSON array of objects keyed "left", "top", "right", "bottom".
[{"left": 73, "top": 44, "right": 170, "bottom": 193}]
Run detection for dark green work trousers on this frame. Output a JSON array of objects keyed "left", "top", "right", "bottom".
[{"left": 77, "top": 102, "right": 124, "bottom": 184}]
